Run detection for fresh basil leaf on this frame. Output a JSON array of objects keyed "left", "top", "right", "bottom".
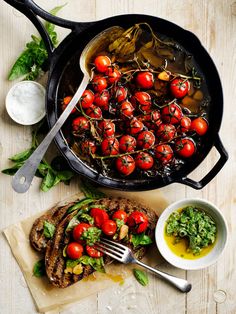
[
  {"left": 79, "top": 255, "right": 91, "bottom": 265},
  {"left": 67, "top": 198, "right": 94, "bottom": 214},
  {"left": 79, "top": 256, "right": 105, "bottom": 273},
  {"left": 131, "top": 233, "right": 152, "bottom": 248},
  {"left": 33, "top": 259, "right": 46, "bottom": 277},
  {"left": 80, "top": 180, "right": 106, "bottom": 200},
  {"left": 65, "top": 215, "right": 80, "bottom": 232},
  {"left": 80, "top": 213, "right": 94, "bottom": 224},
  {"left": 1, "top": 162, "right": 24, "bottom": 175},
  {"left": 81, "top": 227, "right": 101, "bottom": 246},
  {"left": 43, "top": 221, "right": 56, "bottom": 239},
  {"left": 56, "top": 170, "right": 74, "bottom": 181},
  {"left": 37, "top": 162, "right": 50, "bottom": 176},
  {"left": 8, "top": 50, "right": 33, "bottom": 81},
  {"left": 133, "top": 269, "right": 148, "bottom": 286},
  {"left": 45, "top": 4, "right": 67, "bottom": 38},
  {"left": 9, "top": 148, "right": 33, "bottom": 162},
  {"left": 40, "top": 169, "right": 56, "bottom": 192}
]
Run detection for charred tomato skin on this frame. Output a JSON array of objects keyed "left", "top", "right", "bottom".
[
  {"left": 81, "top": 140, "right": 97, "bottom": 155},
  {"left": 101, "top": 137, "right": 119, "bottom": 156},
  {"left": 135, "top": 152, "right": 154, "bottom": 170},
  {"left": 85, "top": 105, "right": 103, "bottom": 119},
  {"left": 116, "top": 155, "right": 135, "bottom": 176},
  {"left": 127, "top": 211, "right": 148, "bottom": 234}
]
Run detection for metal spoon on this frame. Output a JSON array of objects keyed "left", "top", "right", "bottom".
[{"left": 11, "top": 26, "right": 123, "bottom": 193}]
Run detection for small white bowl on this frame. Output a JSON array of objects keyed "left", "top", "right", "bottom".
[
  {"left": 5, "top": 81, "right": 46, "bottom": 125},
  {"left": 155, "top": 198, "right": 228, "bottom": 270}
]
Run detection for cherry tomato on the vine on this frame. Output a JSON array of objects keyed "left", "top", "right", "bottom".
[
  {"left": 127, "top": 211, "right": 148, "bottom": 234},
  {"left": 179, "top": 116, "right": 191, "bottom": 133},
  {"left": 94, "top": 55, "right": 111, "bottom": 73},
  {"left": 72, "top": 116, "right": 89, "bottom": 133},
  {"left": 190, "top": 117, "right": 208, "bottom": 136},
  {"left": 80, "top": 89, "right": 94, "bottom": 109},
  {"left": 155, "top": 144, "right": 174, "bottom": 164},
  {"left": 135, "top": 71, "right": 154, "bottom": 89},
  {"left": 61, "top": 96, "right": 77, "bottom": 114},
  {"left": 101, "top": 137, "right": 119, "bottom": 156},
  {"left": 101, "top": 219, "right": 117, "bottom": 236},
  {"left": 120, "top": 100, "right": 134, "bottom": 119},
  {"left": 175, "top": 137, "right": 196, "bottom": 158},
  {"left": 66, "top": 242, "right": 84, "bottom": 259},
  {"left": 116, "top": 155, "right": 135, "bottom": 176},
  {"left": 105, "top": 67, "right": 121, "bottom": 84},
  {"left": 94, "top": 90, "right": 110, "bottom": 109},
  {"left": 137, "top": 130, "right": 155, "bottom": 149},
  {"left": 119, "top": 135, "right": 136, "bottom": 152},
  {"left": 98, "top": 120, "right": 115, "bottom": 138},
  {"left": 156, "top": 123, "right": 176, "bottom": 142},
  {"left": 130, "top": 118, "right": 144, "bottom": 136},
  {"left": 134, "top": 91, "right": 152, "bottom": 112},
  {"left": 85, "top": 105, "right": 102, "bottom": 119},
  {"left": 161, "top": 103, "right": 183, "bottom": 124},
  {"left": 81, "top": 140, "right": 97, "bottom": 155},
  {"left": 92, "top": 75, "right": 108, "bottom": 92},
  {"left": 114, "top": 86, "right": 128, "bottom": 103},
  {"left": 170, "top": 78, "right": 190, "bottom": 98},
  {"left": 135, "top": 152, "right": 154, "bottom": 170}
]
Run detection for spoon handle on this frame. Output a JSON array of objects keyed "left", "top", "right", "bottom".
[{"left": 11, "top": 75, "right": 89, "bottom": 193}]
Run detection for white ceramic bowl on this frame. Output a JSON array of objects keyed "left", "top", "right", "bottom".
[
  {"left": 155, "top": 198, "right": 228, "bottom": 270},
  {"left": 5, "top": 81, "right": 46, "bottom": 125}
]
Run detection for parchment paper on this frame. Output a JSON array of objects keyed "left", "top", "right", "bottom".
[{"left": 3, "top": 189, "right": 168, "bottom": 313}]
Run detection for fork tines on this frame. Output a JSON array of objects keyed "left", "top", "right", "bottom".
[{"left": 95, "top": 238, "right": 126, "bottom": 262}]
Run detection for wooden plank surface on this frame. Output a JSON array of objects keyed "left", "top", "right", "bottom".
[{"left": 0, "top": 0, "right": 235, "bottom": 313}]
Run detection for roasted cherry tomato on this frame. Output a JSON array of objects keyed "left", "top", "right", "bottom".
[
  {"left": 73, "top": 223, "right": 91, "bottom": 242},
  {"left": 101, "top": 219, "right": 117, "bottom": 236},
  {"left": 98, "top": 120, "right": 115, "bottom": 138},
  {"left": 155, "top": 144, "right": 174, "bottom": 164},
  {"left": 90, "top": 208, "right": 109, "bottom": 228},
  {"left": 81, "top": 140, "right": 97, "bottom": 155},
  {"left": 156, "top": 123, "right": 176, "bottom": 142},
  {"left": 94, "top": 55, "right": 111, "bottom": 73},
  {"left": 72, "top": 116, "right": 89, "bottom": 133},
  {"left": 190, "top": 117, "right": 208, "bottom": 135},
  {"left": 114, "top": 86, "right": 128, "bottom": 103},
  {"left": 105, "top": 67, "right": 121, "bottom": 84},
  {"left": 86, "top": 245, "right": 104, "bottom": 258},
  {"left": 116, "top": 155, "right": 135, "bottom": 176},
  {"left": 134, "top": 91, "right": 152, "bottom": 112},
  {"left": 80, "top": 89, "right": 95, "bottom": 109},
  {"left": 91, "top": 75, "right": 108, "bottom": 92},
  {"left": 120, "top": 100, "right": 134, "bottom": 119},
  {"left": 161, "top": 103, "right": 183, "bottom": 124},
  {"left": 127, "top": 211, "right": 148, "bottom": 234},
  {"left": 66, "top": 242, "right": 84, "bottom": 259},
  {"left": 119, "top": 135, "right": 136, "bottom": 152},
  {"left": 61, "top": 96, "right": 77, "bottom": 114},
  {"left": 179, "top": 116, "right": 191, "bottom": 133},
  {"left": 85, "top": 105, "right": 102, "bottom": 119},
  {"left": 137, "top": 131, "right": 155, "bottom": 149},
  {"left": 170, "top": 78, "right": 190, "bottom": 98},
  {"left": 94, "top": 90, "right": 110, "bottom": 109},
  {"left": 130, "top": 118, "right": 144, "bottom": 136},
  {"left": 135, "top": 71, "right": 154, "bottom": 89},
  {"left": 135, "top": 152, "right": 154, "bottom": 170},
  {"left": 175, "top": 138, "right": 196, "bottom": 158},
  {"left": 101, "top": 137, "right": 119, "bottom": 156},
  {"left": 151, "top": 110, "right": 162, "bottom": 126},
  {"left": 112, "top": 210, "right": 128, "bottom": 223}
]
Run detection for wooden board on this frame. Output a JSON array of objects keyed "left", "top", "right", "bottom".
[{"left": 0, "top": 0, "right": 235, "bottom": 313}]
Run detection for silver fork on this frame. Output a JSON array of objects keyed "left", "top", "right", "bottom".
[{"left": 96, "top": 238, "right": 192, "bottom": 293}]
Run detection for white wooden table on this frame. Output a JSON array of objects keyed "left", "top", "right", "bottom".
[{"left": 0, "top": 1, "right": 235, "bottom": 313}]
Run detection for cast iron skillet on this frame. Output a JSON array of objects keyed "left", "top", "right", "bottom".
[{"left": 4, "top": 0, "right": 228, "bottom": 191}]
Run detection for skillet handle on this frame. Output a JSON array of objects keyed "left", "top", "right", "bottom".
[{"left": 176, "top": 134, "right": 228, "bottom": 189}]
